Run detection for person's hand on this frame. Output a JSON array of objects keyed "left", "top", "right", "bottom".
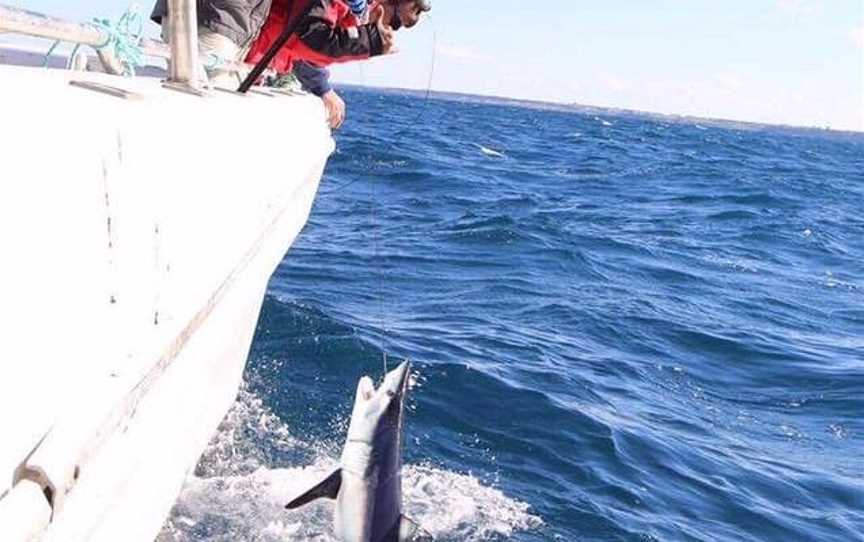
[
  {"left": 321, "top": 90, "right": 346, "bottom": 130},
  {"left": 370, "top": 4, "right": 397, "bottom": 54}
]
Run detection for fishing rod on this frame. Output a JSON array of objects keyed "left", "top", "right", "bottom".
[{"left": 237, "top": 0, "right": 316, "bottom": 93}]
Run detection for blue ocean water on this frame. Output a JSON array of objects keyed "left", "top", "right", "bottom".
[{"left": 161, "top": 89, "right": 864, "bottom": 542}]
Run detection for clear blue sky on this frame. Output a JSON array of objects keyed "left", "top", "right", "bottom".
[{"left": 11, "top": 0, "right": 864, "bottom": 130}]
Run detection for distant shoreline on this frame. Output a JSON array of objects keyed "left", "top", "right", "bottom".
[{"left": 338, "top": 83, "right": 864, "bottom": 138}]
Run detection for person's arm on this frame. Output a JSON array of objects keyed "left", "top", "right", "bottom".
[
  {"left": 293, "top": 62, "right": 345, "bottom": 129},
  {"left": 293, "top": 61, "right": 333, "bottom": 97},
  {"left": 292, "top": 1, "right": 393, "bottom": 66}
]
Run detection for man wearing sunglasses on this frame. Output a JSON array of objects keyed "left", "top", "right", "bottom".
[
  {"left": 292, "top": 0, "right": 431, "bottom": 129},
  {"left": 151, "top": 0, "right": 429, "bottom": 89}
]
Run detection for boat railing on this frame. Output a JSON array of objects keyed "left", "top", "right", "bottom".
[
  {"left": 0, "top": 2, "right": 252, "bottom": 93},
  {"left": 164, "top": 0, "right": 199, "bottom": 89}
]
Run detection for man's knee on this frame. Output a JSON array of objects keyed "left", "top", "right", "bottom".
[{"left": 198, "top": 30, "right": 242, "bottom": 61}]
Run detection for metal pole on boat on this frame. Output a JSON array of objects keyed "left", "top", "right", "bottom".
[
  {"left": 164, "top": 0, "right": 202, "bottom": 93},
  {"left": 0, "top": 4, "right": 249, "bottom": 79}
]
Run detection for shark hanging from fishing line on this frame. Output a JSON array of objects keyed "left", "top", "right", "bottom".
[{"left": 285, "top": 361, "right": 432, "bottom": 542}]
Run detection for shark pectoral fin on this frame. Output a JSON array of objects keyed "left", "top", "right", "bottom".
[
  {"left": 398, "top": 515, "right": 433, "bottom": 542},
  {"left": 284, "top": 469, "right": 342, "bottom": 510}
]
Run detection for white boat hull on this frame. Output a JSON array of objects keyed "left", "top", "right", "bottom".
[{"left": 0, "top": 62, "right": 333, "bottom": 541}]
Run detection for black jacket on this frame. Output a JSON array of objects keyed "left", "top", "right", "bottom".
[{"left": 151, "top": 0, "right": 273, "bottom": 48}]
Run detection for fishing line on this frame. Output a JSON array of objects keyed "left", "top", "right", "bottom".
[
  {"left": 325, "top": 18, "right": 437, "bottom": 196},
  {"left": 408, "top": 18, "right": 437, "bottom": 125},
  {"left": 371, "top": 167, "right": 389, "bottom": 375},
  {"left": 337, "top": 11, "right": 438, "bottom": 379}
]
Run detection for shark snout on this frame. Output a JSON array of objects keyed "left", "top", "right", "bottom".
[
  {"left": 347, "top": 361, "right": 412, "bottom": 442},
  {"left": 383, "top": 361, "right": 411, "bottom": 400}
]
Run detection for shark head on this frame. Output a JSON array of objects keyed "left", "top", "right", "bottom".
[
  {"left": 346, "top": 361, "right": 411, "bottom": 447},
  {"left": 285, "top": 361, "right": 430, "bottom": 541}
]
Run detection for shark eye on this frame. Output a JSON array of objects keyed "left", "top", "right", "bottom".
[{"left": 386, "top": 390, "right": 395, "bottom": 398}]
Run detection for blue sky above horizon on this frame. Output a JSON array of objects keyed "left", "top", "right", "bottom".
[{"left": 11, "top": 0, "right": 864, "bottom": 130}]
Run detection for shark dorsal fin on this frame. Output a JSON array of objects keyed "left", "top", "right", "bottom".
[{"left": 284, "top": 469, "right": 342, "bottom": 510}]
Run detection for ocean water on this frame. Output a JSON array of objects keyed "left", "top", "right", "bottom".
[{"left": 159, "top": 89, "right": 864, "bottom": 542}]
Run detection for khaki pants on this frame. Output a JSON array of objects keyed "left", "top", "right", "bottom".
[{"left": 161, "top": 20, "right": 249, "bottom": 87}]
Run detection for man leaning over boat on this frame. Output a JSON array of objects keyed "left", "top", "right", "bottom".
[
  {"left": 150, "top": 0, "right": 431, "bottom": 129},
  {"left": 290, "top": 0, "right": 431, "bottom": 129}
]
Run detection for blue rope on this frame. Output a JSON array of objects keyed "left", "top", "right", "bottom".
[
  {"left": 43, "top": 5, "right": 145, "bottom": 76},
  {"left": 203, "top": 53, "right": 222, "bottom": 71},
  {"left": 90, "top": 6, "right": 145, "bottom": 76},
  {"left": 43, "top": 40, "right": 61, "bottom": 67}
]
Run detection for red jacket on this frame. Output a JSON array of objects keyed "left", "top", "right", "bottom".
[{"left": 245, "top": 0, "right": 384, "bottom": 74}]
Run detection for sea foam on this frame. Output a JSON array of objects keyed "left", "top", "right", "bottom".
[{"left": 157, "top": 385, "right": 542, "bottom": 542}]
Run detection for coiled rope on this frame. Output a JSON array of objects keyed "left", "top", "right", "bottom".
[{"left": 44, "top": 5, "right": 145, "bottom": 76}]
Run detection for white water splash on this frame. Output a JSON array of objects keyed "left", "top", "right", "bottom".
[
  {"left": 401, "top": 464, "right": 541, "bottom": 540},
  {"left": 157, "top": 384, "right": 541, "bottom": 541}
]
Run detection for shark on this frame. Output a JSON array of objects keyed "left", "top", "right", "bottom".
[{"left": 285, "top": 361, "right": 431, "bottom": 542}]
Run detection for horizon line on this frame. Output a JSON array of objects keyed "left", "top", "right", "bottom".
[{"left": 334, "top": 82, "right": 864, "bottom": 136}]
